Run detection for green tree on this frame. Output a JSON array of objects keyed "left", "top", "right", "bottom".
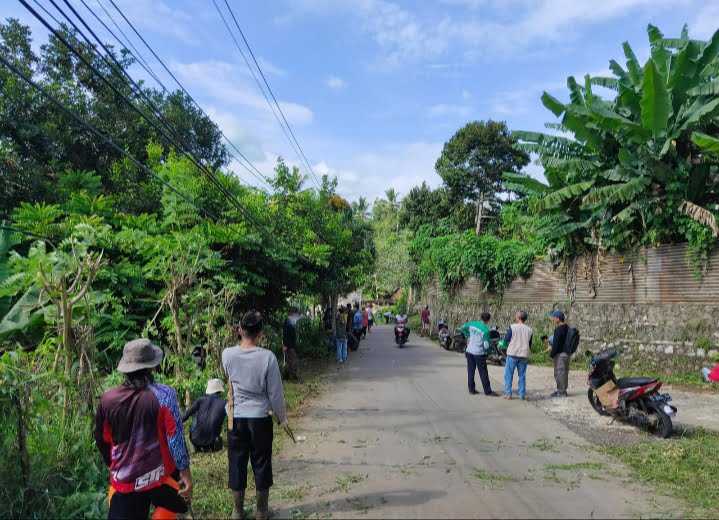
[{"left": 436, "top": 121, "right": 529, "bottom": 234}]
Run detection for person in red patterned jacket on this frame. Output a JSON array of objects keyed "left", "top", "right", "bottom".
[{"left": 94, "top": 338, "right": 192, "bottom": 520}]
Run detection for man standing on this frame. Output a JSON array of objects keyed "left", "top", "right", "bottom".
[
  {"left": 366, "top": 304, "right": 374, "bottom": 333},
  {"left": 223, "top": 310, "right": 288, "bottom": 520},
  {"left": 420, "top": 305, "right": 431, "bottom": 336},
  {"left": 183, "top": 378, "right": 227, "bottom": 452},
  {"left": 335, "top": 307, "right": 348, "bottom": 364},
  {"left": 502, "top": 311, "right": 533, "bottom": 400},
  {"left": 549, "top": 310, "right": 570, "bottom": 398},
  {"left": 94, "top": 339, "right": 191, "bottom": 520},
  {"left": 460, "top": 312, "right": 498, "bottom": 396},
  {"left": 282, "top": 306, "right": 302, "bottom": 382}
]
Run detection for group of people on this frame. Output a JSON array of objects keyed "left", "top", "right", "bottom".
[
  {"left": 457, "top": 308, "right": 575, "bottom": 400},
  {"left": 334, "top": 302, "right": 374, "bottom": 363},
  {"left": 95, "top": 310, "right": 288, "bottom": 520}
]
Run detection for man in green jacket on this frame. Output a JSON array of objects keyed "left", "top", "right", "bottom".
[{"left": 460, "top": 312, "right": 498, "bottom": 396}]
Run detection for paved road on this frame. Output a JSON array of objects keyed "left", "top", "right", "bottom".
[{"left": 274, "top": 326, "right": 676, "bottom": 519}]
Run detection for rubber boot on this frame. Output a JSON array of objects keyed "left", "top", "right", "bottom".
[
  {"left": 231, "top": 490, "right": 245, "bottom": 520},
  {"left": 255, "top": 489, "right": 270, "bottom": 520}
]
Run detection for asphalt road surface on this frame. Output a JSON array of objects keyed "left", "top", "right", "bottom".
[{"left": 274, "top": 325, "right": 676, "bottom": 519}]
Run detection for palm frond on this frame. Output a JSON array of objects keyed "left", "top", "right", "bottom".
[
  {"left": 590, "top": 76, "right": 620, "bottom": 91},
  {"left": 502, "top": 172, "right": 550, "bottom": 194},
  {"left": 581, "top": 177, "right": 648, "bottom": 207},
  {"left": 679, "top": 200, "right": 719, "bottom": 237},
  {"left": 532, "top": 181, "right": 594, "bottom": 211}
]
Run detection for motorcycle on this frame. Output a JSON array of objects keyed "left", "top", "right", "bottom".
[
  {"left": 438, "top": 321, "right": 452, "bottom": 350},
  {"left": 586, "top": 349, "right": 677, "bottom": 438},
  {"left": 394, "top": 321, "right": 410, "bottom": 347},
  {"left": 486, "top": 328, "right": 507, "bottom": 366}
]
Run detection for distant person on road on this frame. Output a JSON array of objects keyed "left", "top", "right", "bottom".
[
  {"left": 94, "top": 339, "right": 192, "bottom": 520},
  {"left": 223, "top": 310, "right": 288, "bottom": 520},
  {"left": 346, "top": 303, "right": 355, "bottom": 334},
  {"left": 549, "top": 310, "right": 570, "bottom": 398},
  {"left": 502, "top": 311, "right": 533, "bottom": 400},
  {"left": 361, "top": 306, "right": 369, "bottom": 338},
  {"left": 183, "top": 378, "right": 227, "bottom": 452},
  {"left": 282, "top": 306, "right": 302, "bottom": 382},
  {"left": 460, "top": 312, "right": 498, "bottom": 397},
  {"left": 421, "top": 305, "right": 431, "bottom": 336},
  {"left": 366, "top": 304, "right": 374, "bottom": 333},
  {"left": 352, "top": 303, "right": 364, "bottom": 343},
  {"left": 335, "top": 307, "right": 349, "bottom": 364}
]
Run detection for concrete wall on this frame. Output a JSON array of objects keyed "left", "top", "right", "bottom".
[{"left": 420, "top": 244, "right": 719, "bottom": 373}]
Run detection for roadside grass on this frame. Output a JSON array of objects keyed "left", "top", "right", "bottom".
[
  {"left": 189, "top": 358, "right": 330, "bottom": 518},
  {"left": 600, "top": 428, "right": 719, "bottom": 518},
  {"left": 471, "top": 468, "right": 516, "bottom": 488},
  {"left": 543, "top": 462, "right": 605, "bottom": 472},
  {"left": 335, "top": 473, "right": 368, "bottom": 493}
]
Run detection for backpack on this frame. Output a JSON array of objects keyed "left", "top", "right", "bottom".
[{"left": 565, "top": 326, "right": 581, "bottom": 355}]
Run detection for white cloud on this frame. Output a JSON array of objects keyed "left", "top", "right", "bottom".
[
  {"left": 427, "top": 103, "right": 472, "bottom": 118},
  {"left": 326, "top": 76, "right": 348, "bottom": 89}
]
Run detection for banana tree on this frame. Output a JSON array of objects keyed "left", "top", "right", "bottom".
[{"left": 514, "top": 24, "right": 719, "bottom": 255}]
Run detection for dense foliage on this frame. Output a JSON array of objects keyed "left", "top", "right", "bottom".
[
  {"left": 505, "top": 24, "right": 719, "bottom": 268},
  {"left": 0, "top": 20, "right": 373, "bottom": 518}
]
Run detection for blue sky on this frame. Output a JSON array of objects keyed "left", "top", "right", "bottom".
[{"left": 3, "top": 0, "right": 718, "bottom": 201}]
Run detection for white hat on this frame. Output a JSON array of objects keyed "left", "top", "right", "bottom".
[{"left": 206, "top": 378, "right": 224, "bottom": 395}]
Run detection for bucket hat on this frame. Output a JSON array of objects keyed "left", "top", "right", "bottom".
[
  {"left": 117, "top": 338, "right": 163, "bottom": 373},
  {"left": 206, "top": 378, "right": 224, "bottom": 395}
]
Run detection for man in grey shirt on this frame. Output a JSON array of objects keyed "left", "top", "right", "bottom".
[{"left": 222, "top": 310, "right": 287, "bottom": 520}]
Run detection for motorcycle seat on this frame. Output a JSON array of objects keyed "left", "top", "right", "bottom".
[{"left": 616, "top": 377, "right": 657, "bottom": 388}]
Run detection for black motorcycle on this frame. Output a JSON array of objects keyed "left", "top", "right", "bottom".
[
  {"left": 586, "top": 349, "right": 676, "bottom": 438},
  {"left": 486, "top": 328, "right": 507, "bottom": 366},
  {"left": 437, "top": 321, "right": 452, "bottom": 350},
  {"left": 394, "top": 321, "right": 410, "bottom": 347}
]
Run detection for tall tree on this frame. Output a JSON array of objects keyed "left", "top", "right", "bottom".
[{"left": 436, "top": 120, "right": 529, "bottom": 234}]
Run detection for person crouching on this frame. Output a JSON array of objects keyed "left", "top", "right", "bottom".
[
  {"left": 223, "top": 310, "right": 288, "bottom": 520},
  {"left": 182, "top": 378, "right": 227, "bottom": 452}
]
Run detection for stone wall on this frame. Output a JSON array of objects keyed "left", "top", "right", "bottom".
[{"left": 420, "top": 244, "right": 719, "bottom": 374}]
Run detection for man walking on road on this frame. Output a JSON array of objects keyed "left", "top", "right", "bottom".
[
  {"left": 460, "top": 312, "right": 498, "bottom": 396},
  {"left": 503, "top": 311, "right": 533, "bottom": 400},
  {"left": 282, "top": 306, "right": 302, "bottom": 382},
  {"left": 549, "top": 310, "right": 570, "bottom": 398},
  {"left": 421, "top": 305, "right": 431, "bottom": 336}
]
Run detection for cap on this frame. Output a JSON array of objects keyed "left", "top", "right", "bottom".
[{"left": 549, "top": 310, "right": 566, "bottom": 321}]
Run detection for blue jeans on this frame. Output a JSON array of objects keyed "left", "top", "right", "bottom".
[
  {"left": 336, "top": 338, "right": 348, "bottom": 363},
  {"left": 504, "top": 356, "right": 528, "bottom": 398}
]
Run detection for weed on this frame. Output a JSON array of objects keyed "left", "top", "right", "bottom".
[
  {"left": 601, "top": 428, "right": 719, "bottom": 517},
  {"left": 472, "top": 468, "right": 516, "bottom": 488},
  {"left": 530, "top": 438, "right": 560, "bottom": 453},
  {"left": 544, "top": 462, "right": 605, "bottom": 472},
  {"left": 335, "top": 473, "right": 367, "bottom": 493}
]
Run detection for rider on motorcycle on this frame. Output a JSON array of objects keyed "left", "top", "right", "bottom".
[{"left": 394, "top": 314, "right": 409, "bottom": 343}]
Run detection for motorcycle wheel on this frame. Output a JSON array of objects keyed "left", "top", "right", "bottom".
[
  {"left": 587, "top": 388, "right": 610, "bottom": 416},
  {"left": 649, "top": 408, "right": 673, "bottom": 439}
]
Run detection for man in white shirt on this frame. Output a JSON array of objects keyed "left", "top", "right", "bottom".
[{"left": 502, "top": 311, "right": 533, "bottom": 400}]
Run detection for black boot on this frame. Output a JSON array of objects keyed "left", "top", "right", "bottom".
[
  {"left": 231, "top": 490, "right": 245, "bottom": 520},
  {"left": 255, "top": 489, "right": 269, "bottom": 520}
]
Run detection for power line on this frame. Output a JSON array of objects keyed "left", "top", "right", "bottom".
[
  {"left": 101, "top": 0, "right": 271, "bottom": 189},
  {"left": 214, "top": 0, "right": 322, "bottom": 189},
  {"left": 21, "top": 0, "right": 265, "bottom": 231}
]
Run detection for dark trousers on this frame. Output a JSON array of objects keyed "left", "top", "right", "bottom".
[
  {"left": 108, "top": 484, "right": 187, "bottom": 519},
  {"left": 284, "top": 348, "right": 300, "bottom": 381},
  {"left": 466, "top": 353, "right": 493, "bottom": 394},
  {"left": 192, "top": 435, "right": 223, "bottom": 452},
  {"left": 553, "top": 353, "right": 570, "bottom": 393},
  {"left": 228, "top": 417, "right": 274, "bottom": 491}
]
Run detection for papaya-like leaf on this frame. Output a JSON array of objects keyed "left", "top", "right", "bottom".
[{"left": 640, "top": 60, "right": 671, "bottom": 137}]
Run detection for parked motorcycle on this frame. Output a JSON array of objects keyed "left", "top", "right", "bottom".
[
  {"left": 586, "top": 349, "right": 677, "bottom": 438},
  {"left": 486, "top": 328, "right": 507, "bottom": 366},
  {"left": 438, "top": 321, "right": 452, "bottom": 350}
]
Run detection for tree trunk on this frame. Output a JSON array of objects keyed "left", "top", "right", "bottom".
[
  {"left": 170, "top": 300, "right": 183, "bottom": 378},
  {"left": 475, "top": 192, "right": 485, "bottom": 235}
]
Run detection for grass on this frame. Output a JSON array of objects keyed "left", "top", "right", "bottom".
[
  {"left": 190, "top": 358, "right": 331, "bottom": 518},
  {"left": 471, "top": 468, "right": 516, "bottom": 488},
  {"left": 529, "top": 438, "right": 560, "bottom": 453},
  {"left": 601, "top": 428, "right": 719, "bottom": 518},
  {"left": 544, "top": 462, "right": 605, "bottom": 472},
  {"left": 335, "top": 473, "right": 367, "bottom": 493}
]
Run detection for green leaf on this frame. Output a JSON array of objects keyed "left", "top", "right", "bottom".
[
  {"left": 687, "top": 79, "right": 719, "bottom": 96},
  {"left": 590, "top": 76, "right": 619, "bottom": 91},
  {"left": 678, "top": 97, "right": 719, "bottom": 130},
  {"left": 692, "top": 132, "right": 719, "bottom": 155},
  {"left": 581, "top": 177, "right": 648, "bottom": 207},
  {"left": 697, "top": 28, "right": 719, "bottom": 74},
  {"left": 541, "top": 92, "right": 565, "bottom": 116},
  {"left": 502, "top": 172, "right": 550, "bottom": 194},
  {"left": 623, "top": 42, "right": 643, "bottom": 86},
  {"left": 567, "top": 76, "right": 584, "bottom": 105},
  {"left": 609, "top": 60, "right": 628, "bottom": 81},
  {"left": 640, "top": 60, "right": 672, "bottom": 137},
  {"left": 533, "top": 181, "right": 594, "bottom": 211}
]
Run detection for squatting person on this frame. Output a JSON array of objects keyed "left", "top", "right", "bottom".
[
  {"left": 223, "top": 310, "right": 288, "bottom": 520},
  {"left": 182, "top": 378, "right": 227, "bottom": 452}
]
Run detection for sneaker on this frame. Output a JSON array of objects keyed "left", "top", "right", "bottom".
[
  {"left": 485, "top": 391, "right": 499, "bottom": 397},
  {"left": 503, "top": 394, "right": 512, "bottom": 400},
  {"left": 469, "top": 389, "right": 479, "bottom": 395},
  {"left": 550, "top": 391, "right": 560, "bottom": 398}
]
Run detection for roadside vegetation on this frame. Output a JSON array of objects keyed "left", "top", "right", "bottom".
[{"left": 0, "top": 20, "right": 371, "bottom": 518}]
